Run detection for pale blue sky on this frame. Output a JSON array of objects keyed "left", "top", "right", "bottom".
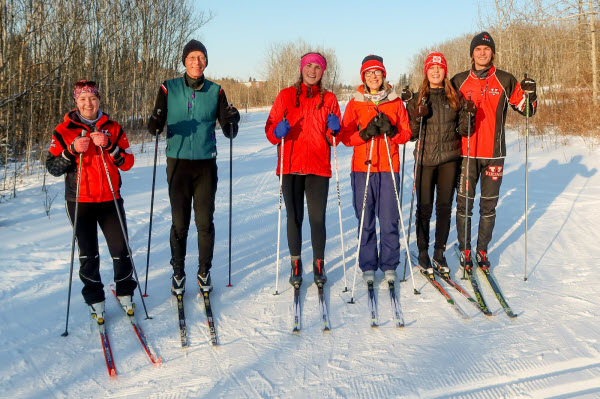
[{"left": 196, "top": 0, "right": 484, "bottom": 85}]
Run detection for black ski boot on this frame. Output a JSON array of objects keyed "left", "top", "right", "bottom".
[
  {"left": 460, "top": 249, "right": 473, "bottom": 271},
  {"left": 197, "top": 271, "right": 213, "bottom": 293},
  {"left": 289, "top": 259, "right": 303, "bottom": 287},
  {"left": 171, "top": 273, "right": 186, "bottom": 296},
  {"left": 433, "top": 249, "right": 450, "bottom": 277},
  {"left": 313, "top": 259, "right": 327, "bottom": 286},
  {"left": 476, "top": 251, "right": 491, "bottom": 271},
  {"left": 419, "top": 250, "right": 434, "bottom": 279}
]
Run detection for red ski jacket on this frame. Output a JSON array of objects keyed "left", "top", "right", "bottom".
[
  {"left": 451, "top": 66, "right": 537, "bottom": 159},
  {"left": 339, "top": 86, "right": 411, "bottom": 173},
  {"left": 46, "top": 110, "right": 134, "bottom": 202},
  {"left": 265, "top": 84, "right": 341, "bottom": 177}
]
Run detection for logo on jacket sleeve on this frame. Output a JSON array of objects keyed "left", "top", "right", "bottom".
[{"left": 485, "top": 166, "right": 503, "bottom": 180}]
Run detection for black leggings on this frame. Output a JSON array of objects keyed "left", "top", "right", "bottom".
[
  {"left": 415, "top": 160, "right": 460, "bottom": 253},
  {"left": 281, "top": 174, "right": 329, "bottom": 260},
  {"left": 66, "top": 199, "right": 137, "bottom": 305}
]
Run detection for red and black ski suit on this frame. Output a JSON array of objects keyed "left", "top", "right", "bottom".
[
  {"left": 451, "top": 66, "right": 537, "bottom": 253},
  {"left": 46, "top": 110, "right": 136, "bottom": 305}
]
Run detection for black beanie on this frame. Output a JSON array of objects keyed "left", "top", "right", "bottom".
[
  {"left": 182, "top": 40, "right": 208, "bottom": 66},
  {"left": 470, "top": 32, "right": 495, "bottom": 56}
]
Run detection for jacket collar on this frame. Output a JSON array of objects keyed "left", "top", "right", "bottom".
[{"left": 353, "top": 84, "right": 398, "bottom": 103}]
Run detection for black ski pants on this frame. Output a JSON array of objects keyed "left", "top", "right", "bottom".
[
  {"left": 415, "top": 159, "right": 460, "bottom": 254},
  {"left": 281, "top": 174, "right": 329, "bottom": 261},
  {"left": 167, "top": 158, "right": 218, "bottom": 276},
  {"left": 456, "top": 157, "right": 504, "bottom": 253},
  {"left": 66, "top": 199, "right": 137, "bottom": 305}
]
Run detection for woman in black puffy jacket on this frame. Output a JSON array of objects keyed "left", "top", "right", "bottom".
[{"left": 405, "top": 52, "right": 475, "bottom": 277}]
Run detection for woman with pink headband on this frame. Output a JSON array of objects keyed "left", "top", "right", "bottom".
[{"left": 265, "top": 52, "right": 341, "bottom": 288}]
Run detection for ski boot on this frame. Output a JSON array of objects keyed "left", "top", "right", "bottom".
[
  {"left": 460, "top": 249, "right": 473, "bottom": 272},
  {"left": 197, "top": 271, "right": 213, "bottom": 293},
  {"left": 363, "top": 270, "right": 376, "bottom": 285},
  {"left": 171, "top": 273, "right": 186, "bottom": 296},
  {"left": 313, "top": 259, "right": 327, "bottom": 286},
  {"left": 117, "top": 295, "right": 135, "bottom": 316},
  {"left": 419, "top": 251, "right": 434, "bottom": 280},
  {"left": 384, "top": 269, "right": 397, "bottom": 283},
  {"left": 476, "top": 251, "right": 491, "bottom": 271},
  {"left": 432, "top": 250, "right": 450, "bottom": 277},
  {"left": 289, "top": 258, "right": 303, "bottom": 287},
  {"left": 89, "top": 301, "right": 106, "bottom": 325}
]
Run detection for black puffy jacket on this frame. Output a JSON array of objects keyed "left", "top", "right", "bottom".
[{"left": 406, "top": 87, "right": 472, "bottom": 167}]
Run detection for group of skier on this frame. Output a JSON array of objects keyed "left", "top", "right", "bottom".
[{"left": 46, "top": 31, "right": 537, "bottom": 324}]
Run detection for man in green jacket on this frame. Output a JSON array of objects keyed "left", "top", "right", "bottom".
[{"left": 148, "top": 39, "right": 240, "bottom": 295}]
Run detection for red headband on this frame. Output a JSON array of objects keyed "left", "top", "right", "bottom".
[
  {"left": 73, "top": 80, "right": 100, "bottom": 101},
  {"left": 300, "top": 53, "right": 327, "bottom": 73}
]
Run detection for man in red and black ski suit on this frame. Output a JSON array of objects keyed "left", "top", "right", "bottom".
[{"left": 451, "top": 31, "right": 537, "bottom": 269}]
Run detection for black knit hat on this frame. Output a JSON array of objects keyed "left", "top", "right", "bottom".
[
  {"left": 470, "top": 32, "right": 495, "bottom": 56},
  {"left": 182, "top": 40, "right": 208, "bottom": 66}
]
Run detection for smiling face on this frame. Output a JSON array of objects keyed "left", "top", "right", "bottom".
[
  {"left": 427, "top": 65, "right": 446, "bottom": 88},
  {"left": 364, "top": 70, "right": 383, "bottom": 92},
  {"left": 301, "top": 63, "right": 323, "bottom": 87},
  {"left": 185, "top": 50, "right": 207, "bottom": 79},
  {"left": 76, "top": 92, "right": 100, "bottom": 120},
  {"left": 472, "top": 45, "right": 493, "bottom": 70}
]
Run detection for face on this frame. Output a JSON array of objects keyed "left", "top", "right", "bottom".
[
  {"left": 427, "top": 65, "right": 445, "bottom": 88},
  {"left": 301, "top": 63, "right": 323, "bottom": 87},
  {"left": 185, "top": 50, "right": 207, "bottom": 79},
  {"left": 76, "top": 92, "right": 100, "bottom": 120},
  {"left": 364, "top": 70, "right": 383, "bottom": 92},
  {"left": 472, "top": 45, "right": 493, "bottom": 70}
]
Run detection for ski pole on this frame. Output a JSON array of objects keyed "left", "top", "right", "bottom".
[
  {"left": 274, "top": 112, "right": 287, "bottom": 295},
  {"left": 462, "top": 96, "right": 473, "bottom": 281},
  {"left": 383, "top": 136, "right": 418, "bottom": 294},
  {"left": 348, "top": 138, "right": 375, "bottom": 304},
  {"left": 227, "top": 103, "right": 234, "bottom": 288},
  {"left": 523, "top": 74, "right": 531, "bottom": 282},
  {"left": 399, "top": 86, "right": 410, "bottom": 209},
  {"left": 61, "top": 129, "right": 86, "bottom": 337},
  {"left": 143, "top": 110, "right": 161, "bottom": 297},
  {"left": 401, "top": 97, "right": 427, "bottom": 283},
  {"left": 332, "top": 133, "right": 348, "bottom": 292},
  {"left": 99, "top": 147, "right": 152, "bottom": 319}
]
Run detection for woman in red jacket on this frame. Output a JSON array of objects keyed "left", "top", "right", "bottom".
[
  {"left": 46, "top": 80, "right": 136, "bottom": 322},
  {"left": 340, "top": 55, "right": 412, "bottom": 285},
  {"left": 265, "top": 52, "right": 341, "bottom": 287}
]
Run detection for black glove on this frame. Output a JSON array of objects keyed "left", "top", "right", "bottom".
[
  {"left": 400, "top": 87, "right": 413, "bottom": 102},
  {"left": 412, "top": 102, "right": 430, "bottom": 119},
  {"left": 463, "top": 99, "right": 477, "bottom": 116},
  {"left": 113, "top": 149, "right": 125, "bottom": 167},
  {"left": 222, "top": 123, "right": 238, "bottom": 139},
  {"left": 225, "top": 106, "right": 241, "bottom": 125},
  {"left": 520, "top": 76, "right": 537, "bottom": 102},
  {"left": 375, "top": 113, "right": 398, "bottom": 138},
  {"left": 148, "top": 109, "right": 164, "bottom": 136},
  {"left": 359, "top": 117, "right": 381, "bottom": 142}
]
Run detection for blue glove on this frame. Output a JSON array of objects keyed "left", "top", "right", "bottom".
[
  {"left": 274, "top": 119, "right": 291, "bottom": 139},
  {"left": 326, "top": 114, "right": 341, "bottom": 136}
]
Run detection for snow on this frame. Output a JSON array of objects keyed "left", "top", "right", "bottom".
[{"left": 1, "top": 110, "right": 600, "bottom": 398}]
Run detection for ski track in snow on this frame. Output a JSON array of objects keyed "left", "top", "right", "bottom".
[{"left": 1, "top": 111, "right": 600, "bottom": 398}]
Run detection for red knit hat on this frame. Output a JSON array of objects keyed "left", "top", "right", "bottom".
[
  {"left": 423, "top": 52, "right": 448, "bottom": 76},
  {"left": 73, "top": 80, "right": 100, "bottom": 101},
  {"left": 360, "top": 55, "right": 386, "bottom": 82}
]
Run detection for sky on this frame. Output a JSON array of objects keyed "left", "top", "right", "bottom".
[{"left": 195, "top": 0, "right": 485, "bottom": 86}]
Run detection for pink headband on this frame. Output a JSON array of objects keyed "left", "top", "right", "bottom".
[
  {"left": 300, "top": 53, "right": 327, "bottom": 73},
  {"left": 73, "top": 80, "right": 101, "bottom": 101}
]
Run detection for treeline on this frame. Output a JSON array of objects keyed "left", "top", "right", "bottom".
[
  {"left": 211, "top": 39, "right": 343, "bottom": 112},
  {"left": 0, "top": 0, "right": 209, "bottom": 183},
  {"left": 407, "top": 0, "right": 599, "bottom": 139}
]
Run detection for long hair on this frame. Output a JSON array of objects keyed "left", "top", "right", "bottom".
[
  {"left": 293, "top": 73, "right": 326, "bottom": 110},
  {"left": 416, "top": 74, "right": 460, "bottom": 111}
]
